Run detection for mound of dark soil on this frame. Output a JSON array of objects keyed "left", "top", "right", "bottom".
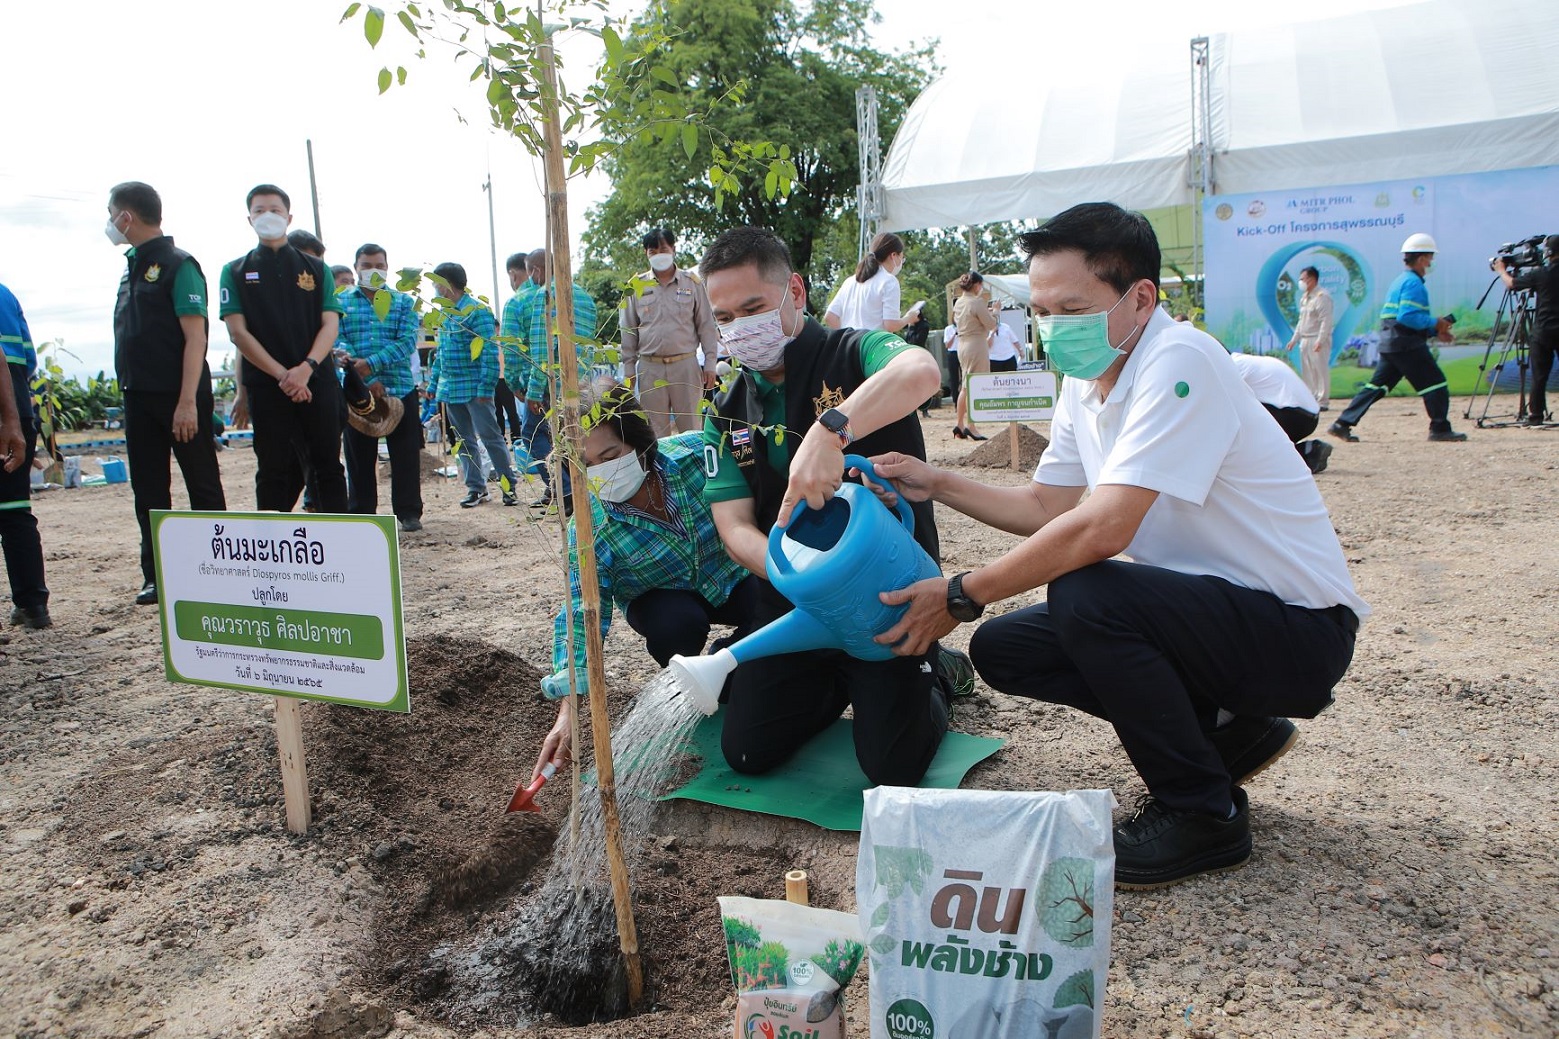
[{"left": 960, "top": 423, "right": 1049, "bottom": 470}]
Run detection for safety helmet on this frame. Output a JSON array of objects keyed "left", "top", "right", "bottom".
[{"left": 1401, "top": 232, "right": 1438, "bottom": 254}]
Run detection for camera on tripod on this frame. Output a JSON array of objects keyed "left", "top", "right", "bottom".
[{"left": 1488, "top": 235, "right": 1549, "bottom": 272}]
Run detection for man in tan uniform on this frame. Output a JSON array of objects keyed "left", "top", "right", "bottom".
[
  {"left": 1287, "top": 265, "right": 1335, "bottom": 410},
  {"left": 620, "top": 227, "right": 721, "bottom": 436}
]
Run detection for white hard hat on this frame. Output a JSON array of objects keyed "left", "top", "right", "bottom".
[{"left": 1401, "top": 232, "right": 1438, "bottom": 254}]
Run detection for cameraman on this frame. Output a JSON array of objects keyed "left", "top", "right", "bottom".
[
  {"left": 1495, "top": 234, "right": 1559, "bottom": 425},
  {"left": 1329, "top": 232, "right": 1467, "bottom": 443}
]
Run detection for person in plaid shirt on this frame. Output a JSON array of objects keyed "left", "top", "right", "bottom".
[
  {"left": 530, "top": 386, "right": 757, "bottom": 777},
  {"left": 336, "top": 244, "right": 424, "bottom": 531},
  {"left": 426, "top": 262, "right": 521, "bottom": 507},
  {"left": 518, "top": 248, "right": 599, "bottom": 514}
]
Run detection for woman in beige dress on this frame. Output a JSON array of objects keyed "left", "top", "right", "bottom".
[{"left": 952, "top": 271, "right": 998, "bottom": 439}]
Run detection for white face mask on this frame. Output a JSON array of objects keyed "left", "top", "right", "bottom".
[
  {"left": 359, "top": 268, "right": 388, "bottom": 290},
  {"left": 252, "top": 212, "right": 289, "bottom": 240},
  {"left": 718, "top": 296, "right": 794, "bottom": 372},
  {"left": 648, "top": 252, "right": 675, "bottom": 273},
  {"left": 587, "top": 450, "right": 647, "bottom": 503},
  {"left": 105, "top": 214, "right": 130, "bottom": 247}
]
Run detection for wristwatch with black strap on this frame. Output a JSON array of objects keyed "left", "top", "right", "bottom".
[
  {"left": 816, "top": 407, "right": 853, "bottom": 448},
  {"left": 947, "top": 571, "right": 984, "bottom": 622}
]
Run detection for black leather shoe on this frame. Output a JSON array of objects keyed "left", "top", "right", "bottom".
[
  {"left": 1114, "top": 787, "right": 1251, "bottom": 889},
  {"left": 9, "top": 605, "right": 51, "bottom": 630},
  {"left": 1427, "top": 429, "right": 1467, "bottom": 442},
  {"left": 398, "top": 517, "right": 423, "bottom": 532},
  {"left": 134, "top": 583, "right": 159, "bottom": 606},
  {"left": 1327, "top": 422, "right": 1359, "bottom": 443},
  {"left": 1208, "top": 716, "right": 1298, "bottom": 785}
]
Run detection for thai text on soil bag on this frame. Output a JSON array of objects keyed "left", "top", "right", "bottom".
[
  {"left": 719, "top": 896, "right": 866, "bottom": 1039},
  {"left": 856, "top": 787, "right": 1116, "bottom": 1039}
]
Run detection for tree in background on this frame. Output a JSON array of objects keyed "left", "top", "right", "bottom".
[{"left": 584, "top": 0, "right": 932, "bottom": 279}]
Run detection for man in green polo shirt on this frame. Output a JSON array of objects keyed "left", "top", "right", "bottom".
[
  {"left": 699, "top": 225, "right": 972, "bottom": 788},
  {"left": 107, "top": 181, "right": 227, "bottom": 606},
  {"left": 219, "top": 184, "right": 348, "bottom": 513}
]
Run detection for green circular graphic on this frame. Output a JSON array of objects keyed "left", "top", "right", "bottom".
[
  {"left": 1175, "top": 381, "right": 1190, "bottom": 398},
  {"left": 885, "top": 998, "right": 935, "bottom": 1039}
]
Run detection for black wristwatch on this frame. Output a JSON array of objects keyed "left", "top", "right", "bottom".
[
  {"left": 303, "top": 357, "right": 320, "bottom": 371},
  {"left": 947, "top": 572, "right": 984, "bottom": 622},
  {"left": 816, "top": 407, "right": 853, "bottom": 447}
]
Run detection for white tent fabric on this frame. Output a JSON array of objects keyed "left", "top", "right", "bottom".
[{"left": 881, "top": 0, "right": 1559, "bottom": 230}]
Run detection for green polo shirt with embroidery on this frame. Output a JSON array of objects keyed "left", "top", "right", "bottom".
[{"left": 702, "top": 329, "right": 915, "bottom": 503}]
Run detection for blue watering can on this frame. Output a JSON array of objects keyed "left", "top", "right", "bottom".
[{"left": 669, "top": 454, "right": 940, "bottom": 714}]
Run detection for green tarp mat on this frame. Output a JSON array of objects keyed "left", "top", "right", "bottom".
[{"left": 660, "top": 708, "right": 1005, "bottom": 832}]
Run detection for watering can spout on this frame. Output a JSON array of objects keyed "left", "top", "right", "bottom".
[
  {"left": 669, "top": 609, "right": 843, "bottom": 714},
  {"left": 668, "top": 648, "right": 737, "bottom": 716}
]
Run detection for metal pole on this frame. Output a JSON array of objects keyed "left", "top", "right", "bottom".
[
  {"left": 305, "top": 139, "right": 323, "bottom": 240},
  {"left": 484, "top": 170, "right": 501, "bottom": 310},
  {"left": 967, "top": 228, "right": 978, "bottom": 271}
]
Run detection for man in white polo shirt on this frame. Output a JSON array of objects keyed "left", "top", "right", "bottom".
[{"left": 867, "top": 203, "right": 1368, "bottom": 889}]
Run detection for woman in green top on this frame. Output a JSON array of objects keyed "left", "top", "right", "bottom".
[{"left": 532, "top": 386, "right": 757, "bottom": 777}]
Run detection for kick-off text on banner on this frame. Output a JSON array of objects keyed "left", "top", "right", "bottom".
[
  {"left": 967, "top": 371, "right": 1058, "bottom": 423},
  {"left": 152, "top": 511, "right": 409, "bottom": 712}
]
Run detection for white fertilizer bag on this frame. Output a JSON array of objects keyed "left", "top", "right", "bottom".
[{"left": 857, "top": 787, "right": 1116, "bottom": 1039}]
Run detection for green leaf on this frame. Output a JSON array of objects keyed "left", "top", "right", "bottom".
[
  {"left": 340, "top": 3, "right": 361, "bottom": 23},
  {"left": 680, "top": 122, "right": 698, "bottom": 161},
  {"left": 870, "top": 901, "right": 890, "bottom": 928},
  {"left": 396, "top": 66, "right": 407, "bottom": 86},
  {"left": 869, "top": 933, "right": 897, "bottom": 956},
  {"left": 602, "top": 24, "right": 623, "bottom": 63},
  {"left": 871, "top": 846, "right": 934, "bottom": 898},
  {"left": 487, "top": 77, "right": 505, "bottom": 105},
  {"left": 469, "top": 336, "right": 485, "bottom": 361},
  {"left": 397, "top": 9, "right": 416, "bottom": 37},
  {"left": 377, "top": 67, "right": 392, "bottom": 94},
  {"left": 764, "top": 168, "right": 778, "bottom": 200},
  {"left": 650, "top": 65, "right": 677, "bottom": 86},
  {"left": 364, "top": 6, "right": 384, "bottom": 46},
  {"left": 372, "top": 288, "right": 392, "bottom": 320}
]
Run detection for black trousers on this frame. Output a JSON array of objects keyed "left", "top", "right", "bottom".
[
  {"left": 1529, "top": 330, "right": 1555, "bottom": 420},
  {"left": 970, "top": 560, "right": 1356, "bottom": 816},
  {"left": 494, "top": 378, "right": 523, "bottom": 441},
  {"left": 944, "top": 351, "right": 962, "bottom": 399},
  {"left": 1336, "top": 344, "right": 1453, "bottom": 432},
  {"left": 124, "top": 390, "right": 227, "bottom": 585},
  {"left": 720, "top": 578, "right": 950, "bottom": 787},
  {"left": 1, "top": 366, "right": 46, "bottom": 611},
  {"left": 990, "top": 356, "right": 1020, "bottom": 373},
  {"left": 343, "top": 390, "right": 424, "bottom": 521},
  {"left": 246, "top": 376, "right": 348, "bottom": 513},
  {"left": 623, "top": 574, "right": 762, "bottom": 667}
]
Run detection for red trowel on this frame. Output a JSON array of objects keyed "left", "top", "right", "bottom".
[{"left": 506, "top": 762, "right": 556, "bottom": 814}]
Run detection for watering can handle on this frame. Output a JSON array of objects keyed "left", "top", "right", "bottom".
[{"left": 767, "top": 454, "right": 916, "bottom": 576}]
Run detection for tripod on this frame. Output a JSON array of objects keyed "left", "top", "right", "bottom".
[{"left": 1466, "top": 279, "right": 1537, "bottom": 428}]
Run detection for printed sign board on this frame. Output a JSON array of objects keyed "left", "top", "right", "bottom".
[
  {"left": 152, "top": 511, "right": 408, "bottom": 712},
  {"left": 967, "top": 370, "right": 1057, "bottom": 423}
]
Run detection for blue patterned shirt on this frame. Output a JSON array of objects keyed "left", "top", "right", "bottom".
[
  {"left": 519, "top": 282, "right": 598, "bottom": 403},
  {"left": 500, "top": 281, "right": 538, "bottom": 388},
  {"left": 336, "top": 288, "right": 419, "bottom": 398},
  {"left": 428, "top": 292, "right": 498, "bottom": 405},
  {"left": 552, "top": 432, "right": 749, "bottom": 676},
  {"left": 0, "top": 282, "right": 36, "bottom": 373}
]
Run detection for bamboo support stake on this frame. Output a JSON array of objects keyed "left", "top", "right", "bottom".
[
  {"left": 785, "top": 870, "right": 810, "bottom": 906},
  {"left": 538, "top": 37, "right": 644, "bottom": 1008},
  {"left": 273, "top": 696, "right": 311, "bottom": 834},
  {"left": 1009, "top": 421, "right": 1020, "bottom": 470}
]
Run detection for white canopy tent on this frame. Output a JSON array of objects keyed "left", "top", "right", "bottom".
[{"left": 880, "top": 0, "right": 1559, "bottom": 231}]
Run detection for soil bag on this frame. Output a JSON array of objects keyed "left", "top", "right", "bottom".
[
  {"left": 719, "top": 896, "right": 866, "bottom": 1039},
  {"left": 856, "top": 787, "right": 1116, "bottom": 1039}
]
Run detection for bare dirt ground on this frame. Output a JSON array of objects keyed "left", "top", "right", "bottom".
[{"left": 2, "top": 396, "right": 1556, "bottom": 1039}]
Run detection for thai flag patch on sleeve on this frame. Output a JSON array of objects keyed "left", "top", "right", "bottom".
[{"left": 731, "top": 428, "right": 751, "bottom": 447}]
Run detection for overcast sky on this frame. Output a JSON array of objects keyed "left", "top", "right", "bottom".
[{"left": 0, "top": 0, "right": 1417, "bottom": 377}]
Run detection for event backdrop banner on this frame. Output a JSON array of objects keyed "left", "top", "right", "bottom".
[
  {"left": 152, "top": 511, "right": 409, "bottom": 712},
  {"left": 1203, "top": 165, "right": 1559, "bottom": 383}
]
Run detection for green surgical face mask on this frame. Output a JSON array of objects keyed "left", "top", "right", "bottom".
[{"left": 1035, "top": 287, "right": 1140, "bottom": 381}]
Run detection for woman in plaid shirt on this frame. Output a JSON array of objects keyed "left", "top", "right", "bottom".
[{"left": 532, "top": 386, "right": 758, "bottom": 775}]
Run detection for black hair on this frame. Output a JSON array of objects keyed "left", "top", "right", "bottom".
[
  {"left": 505, "top": 251, "right": 529, "bottom": 272},
  {"left": 287, "top": 230, "right": 326, "bottom": 257},
  {"left": 433, "top": 262, "right": 468, "bottom": 293},
  {"left": 108, "top": 181, "right": 161, "bottom": 225},
  {"left": 246, "top": 183, "right": 291, "bottom": 211},
  {"left": 642, "top": 227, "right": 676, "bottom": 250},
  {"left": 956, "top": 271, "right": 984, "bottom": 293},
  {"left": 586, "top": 384, "right": 660, "bottom": 465},
  {"left": 854, "top": 231, "right": 904, "bottom": 283},
  {"left": 699, "top": 226, "right": 794, "bottom": 285},
  {"left": 1017, "top": 202, "right": 1161, "bottom": 293},
  {"left": 355, "top": 243, "right": 387, "bottom": 263},
  {"left": 1403, "top": 253, "right": 1431, "bottom": 267},
  {"left": 331, "top": 265, "right": 354, "bottom": 280},
  {"left": 1300, "top": 266, "right": 1320, "bottom": 281}
]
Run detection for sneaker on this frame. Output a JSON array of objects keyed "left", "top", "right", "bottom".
[
  {"left": 459, "top": 491, "right": 490, "bottom": 508},
  {"left": 9, "top": 605, "right": 51, "bottom": 630},
  {"left": 1114, "top": 787, "right": 1251, "bottom": 890},
  {"left": 936, "top": 645, "right": 977, "bottom": 699},
  {"left": 1208, "top": 716, "right": 1298, "bottom": 785},
  {"left": 1305, "top": 440, "right": 1333, "bottom": 475},
  {"left": 1427, "top": 429, "right": 1468, "bottom": 442},
  {"left": 501, "top": 488, "right": 520, "bottom": 507},
  {"left": 398, "top": 517, "right": 423, "bottom": 532},
  {"left": 134, "top": 583, "right": 158, "bottom": 606},
  {"left": 487, "top": 470, "right": 500, "bottom": 483},
  {"left": 1327, "top": 422, "right": 1359, "bottom": 443},
  {"left": 529, "top": 491, "right": 552, "bottom": 510},
  {"left": 1522, "top": 413, "right": 1546, "bottom": 427}
]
